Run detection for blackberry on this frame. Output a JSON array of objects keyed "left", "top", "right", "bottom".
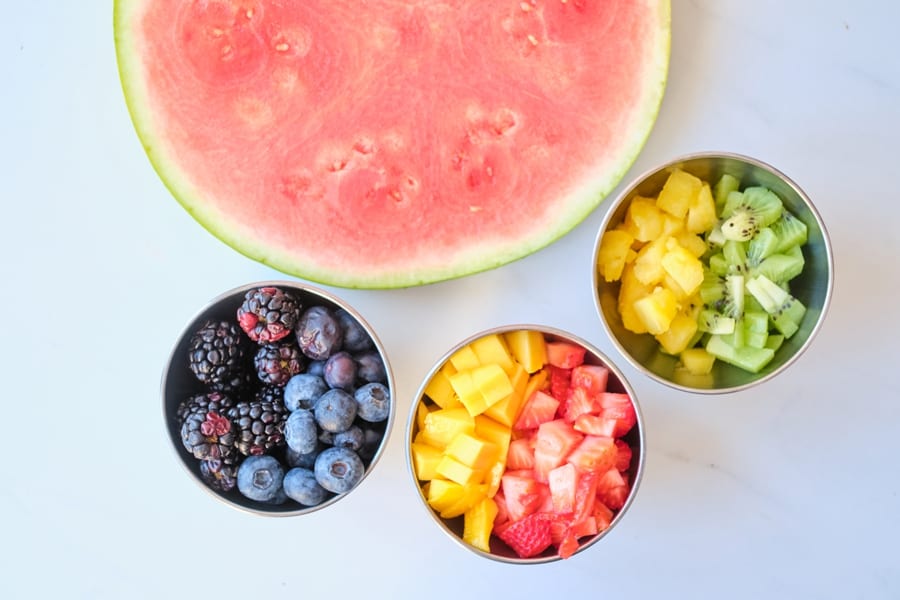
[
  {"left": 237, "top": 286, "right": 302, "bottom": 344},
  {"left": 228, "top": 396, "right": 289, "bottom": 456},
  {"left": 254, "top": 342, "right": 304, "bottom": 387},
  {"left": 187, "top": 320, "right": 248, "bottom": 391},
  {"left": 178, "top": 393, "right": 238, "bottom": 464},
  {"left": 200, "top": 457, "right": 239, "bottom": 492}
]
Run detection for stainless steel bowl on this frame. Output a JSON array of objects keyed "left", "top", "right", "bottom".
[
  {"left": 161, "top": 281, "right": 395, "bottom": 516},
  {"left": 406, "top": 325, "right": 645, "bottom": 564},
  {"left": 592, "top": 152, "right": 834, "bottom": 393}
]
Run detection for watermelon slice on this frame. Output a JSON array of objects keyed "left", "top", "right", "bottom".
[{"left": 114, "top": 0, "right": 671, "bottom": 288}]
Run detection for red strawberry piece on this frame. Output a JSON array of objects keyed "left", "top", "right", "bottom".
[
  {"left": 506, "top": 437, "right": 535, "bottom": 470},
  {"left": 496, "top": 513, "right": 554, "bottom": 559},
  {"left": 596, "top": 468, "right": 630, "bottom": 511},
  {"left": 501, "top": 472, "right": 544, "bottom": 522},
  {"left": 514, "top": 390, "right": 560, "bottom": 430},
  {"left": 566, "top": 435, "right": 617, "bottom": 473},
  {"left": 570, "top": 364, "right": 610, "bottom": 395},
  {"left": 561, "top": 386, "right": 597, "bottom": 423},
  {"left": 547, "top": 365, "right": 572, "bottom": 402},
  {"left": 598, "top": 392, "right": 637, "bottom": 437},
  {"left": 572, "top": 414, "right": 618, "bottom": 437},
  {"left": 548, "top": 462, "right": 578, "bottom": 514},
  {"left": 614, "top": 439, "right": 633, "bottom": 472},
  {"left": 594, "top": 502, "right": 614, "bottom": 532},
  {"left": 546, "top": 341, "right": 587, "bottom": 369}
]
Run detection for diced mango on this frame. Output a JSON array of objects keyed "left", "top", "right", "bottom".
[
  {"left": 420, "top": 407, "right": 475, "bottom": 450},
  {"left": 463, "top": 497, "right": 499, "bottom": 552},
  {"left": 686, "top": 182, "right": 717, "bottom": 233},
  {"left": 661, "top": 239, "right": 704, "bottom": 296},
  {"left": 597, "top": 228, "right": 635, "bottom": 283},
  {"left": 470, "top": 334, "right": 516, "bottom": 375},
  {"left": 411, "top": 442, "right": 443, "bottom": 481},
  {"left": 680, "top": 347, "right": 717, "bottom": 375},
  {"left": 448, "top": 345, "right": 480, "bottom": 371},
  {"left": 483, "top": 460, "right": 505, "bottom": 498},
  {"left": 484, "top": 362, "right": 528, "bottom": 427},
  {"left": 426, "top": 479, "right": 465, "bottom": 513},
  {"left": 436, "top": 455, "right": 485, "bottom": 486},
  {"left": 656, "top": 168, "right": 702, "bottom": 218},
  {"left": 440, "top": 483, "right": 490, "bottom": 519},
  {"left": 655, "top": 312, "right": 699, "bottom": 355},
  {"left": 415, "top": 401, "right": 432, "bottom": 433},
  {"left": 447, "top": 370, "right": 485, "bottom": 416},
  {"left": 503, "top": 330, "right": 547, "bottom": 374},
  {"left": 621, "top": 196, "right": 664, "bottom": 242},
  {"left": 633, "top": 286, "right": 679, "bottom": 335},
  {"left": 632, "top": 236, "right": 669, "bottom": 285},
  {"left": 473, "top": 415, "right": 511, "bottom": 461},
  {"left": 445, "top": 433, "right": 500, "bottom": 471},
  {"left": 424, "top": 363, "right": 461, "bottom": 409}
]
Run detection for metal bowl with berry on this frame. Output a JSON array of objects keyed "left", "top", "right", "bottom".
[{"left": 162, "top": 281, "right": 395, "bottom": 515}]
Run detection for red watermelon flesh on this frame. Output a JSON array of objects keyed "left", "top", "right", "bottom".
[{"left": 115, "top": 0, "right": 670, "bottom": 288}]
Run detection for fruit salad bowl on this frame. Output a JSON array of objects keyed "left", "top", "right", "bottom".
[
  {"left": 592, "top": 151, "right": 833, "bottom": 394},
  {"left": 406, "top": 326, "right": 645, "bottom": 564},
  {"left": 161, "top": 281, "right": 395, "bottom": 516}
]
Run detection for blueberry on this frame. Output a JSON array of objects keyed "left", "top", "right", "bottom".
[
  {"left": 285, "top": 443, "right": 321, "bottom": 469},
  {"left": 314, "top": 389, "right": 357, "bottom": 432},
  {"left": 314, "top": 447, "right": 365, "bottom": 494},
  {"left": 355, "top": 350, "right": 387, "bottom": 384},
  {"left": 358, "top": 425, "right": 384, "bottom": 462},
  {"left": 318, "top": 429, "right": 336, "bottom": 445},
  {"left": 335, "top": 308, "right": 373, "bottom": 353},
  {"left": 283, "top": 468, "right": 329, "bottom": 507},
  {"left": 354, "top": 382, "right": 390, "bottom": 423},
  {"left": 284, "top": 409, "right": 318, "bottom": 454},
  {"left": 333, "top": 425, "right": 365, "bottom": 452},
  {"left": 306, "top": 360, "right": 326, "bottom": 377},
  {"left": 324, "top": 351, "right": 357, "bottom": 390},
  {"left": 296, "top": 306, "right": 343, "bottom": 361},
  {"left": 284, "top": 373, "right": 328, "bottom": 411},
  {"left": 236, "top": 455, "right": 285, "bottom": 503}
]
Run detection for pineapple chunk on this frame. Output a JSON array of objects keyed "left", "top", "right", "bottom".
[
  {"left": 503, "top": 330, "right": 547, "bottom": 374},
  {"left": 660, "top": 212, "right": 685, "bottom": 236},
  {"left": 655, "top": 312, "right": 699, "bottom": 355},
  {"left": 633, "top": 236, "right": 669, "bottom": 285},
  {"left": 618, "top": 263, "right": 654, "bottom": 334},
  {"left": 621, "top": 196, "right": 665, "bottom": 242},
  {"left": 686, "top": 182, "right": 718, "bottom": 233},
  {"left": 675, "top": 231, "right": 709, "bottom": 258},
  {"left": 632, "top": 286, "right": 679, "bottom": 335},
  {"left": 661, "top": 239, "right": 704, "bottom": 296},
  {"left": 597, "top": 228, "right": 635, "bottom": 282},
  {"left": 463, "top": 497, "right": 499, "bottom": 552},
  {"left": 680, "top": 347, "right": 717, "bottom": 375},
  {"left": 656, "top": 168, "right": 702, "bottom": 218}
]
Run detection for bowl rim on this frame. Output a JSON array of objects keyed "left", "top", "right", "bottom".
[
  {"left": 405, "top": 323, "right": 646, "bottom": 564},
  {"left": 160, "top": 279, "right": 397, "bottom": 516},
  {"left": 591, "top": 150, "right": 835, "bottom": 395}
]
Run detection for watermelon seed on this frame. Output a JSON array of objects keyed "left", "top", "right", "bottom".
[{"left": 527, "top": 34, "right": 539, "bottom": 46}]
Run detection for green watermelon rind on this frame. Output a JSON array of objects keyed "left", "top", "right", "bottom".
[{"left": 114, "top": 1, "right": 672, "bottom": 289}]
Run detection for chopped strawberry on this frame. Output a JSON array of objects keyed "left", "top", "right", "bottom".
[
  {"left": 506, "top": 437, "right": 535, "bottom": 470},
  {"left": 532, "top": 419, "right": 583, "bottom": 481},
  {"left": 547, "top": 365, "right": 572, "bottom": 402},
  {"left": 514, "top": 390, "right": 560, "bottom": 430},
  {"left": 566, "top": 435, "right": 617, "bottom": 473},
  {"left": 572, "top": 469, "right": 599, "bottom": 524},
  {"left": 493, "top": 490, "right": 510, "bottom": 527},
  {"left": 556, "top": 514, "right": 599, "bottom": 560},
  {"left": 596, "top": 468, "right": 630, "bottom": 511},
  {"left": 593, "top": 502, "right": 614, "bottom": 532},
  {"left": 570, "top": 364, "right": 610, "bottom": 395},
  {"left": 614, "top": 439, "right": 633, "bottom": 472},
  {"left": 546, "top": 341, "right": 587, "bottom": 369},
  {"left": 501, "top": 472, "right": 543, "bottom": 522},
  {"left": 598, "top": 392, "right": 637, "bottom": 436},
  {"left": 496, "top": 513, "right": 553, "bottom": 559},
  {"left": 548, "top": 462, "right": 578, "bottom": 514},
  {"left": 572, "top": 414, "right": 618, "bottom": 437},
  {"left": 561, "top": 386, "right": 597, "bottom": 423}
]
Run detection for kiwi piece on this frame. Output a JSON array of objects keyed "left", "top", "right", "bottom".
[
  {"left": 746, "top": 227, "right": 779, "bottom": 267},
  {"left": 745, "top": 274, "right": 807, "bottom": 338},
  {"left": 708, "top": 253, "right": 729, "bottom": 276},
  {"left": 719, "top": 274, "right": 745, "bottom": 320},
  {"left": 770, "top": 209, "right": 808, "bottom": 253},
  {"left": 751, "top": 245, "right": 805, "bottom": 284},
  {"left": 699, "top": 270, "right": 725, "bottom": 304},
  {"left": 705, "top": 334, "right": 775, "bottom": 374},
  {"left": 698, "top": 308, "right": 735, "bottom": 334},
  {"left": 720, "top": 187, "right": 784, "bottom": 242},
  {"left": 713, "top": 174, "right": 741, "bottom": 211},
  {"left": 722, "top": 240, "right": 748, "bottom": 274}
]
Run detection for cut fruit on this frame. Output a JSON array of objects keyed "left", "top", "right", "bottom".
[
  {"left": 705, "top": 334, "right": 775, "bottom": 374},
  {"left": 115, "top": 0, "right": 672, "bottom": 288}
]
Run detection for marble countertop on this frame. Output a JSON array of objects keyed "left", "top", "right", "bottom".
[{"left": 3, "top": 1, "right": 898, "bottom": 598}]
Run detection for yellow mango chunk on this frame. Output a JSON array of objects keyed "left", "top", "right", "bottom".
[
  {"left": 411, "top": 442, "right": 443, "bottom": 481},
  {"left": 633, "top": 286, "right": 679, "bottom": 335},
  {"left": 661, "top": 240, "right": 704, "bottom": 296},
  {"left": 472, "top": 364, "right": 513, "bottom": 406},
  {"left": 597, "top": 228, "right": 635, "bottom": 283},
  {"left": 445, "top": 432, "right": 500, "bottom": 471},
  {"left": 484, "top": 362, "right": 528, "bottom": 428},
  {"left": 463, "top": 497, "right": 499, "bottom": 552},
  {"left": 503, "top": 330, "right": 547, "bottom": 374},
  {"left": 483, "top": 460, "right": 505, "bottom": 498},
  {"left": 415, "top": 401, "right": 432, "bottom": 433},
  {"left": 633, "top": 236, "right": 669, "bottom": 285},
  {"left": 436, "top": 455, "right": 485, "bottom": 486},
  {"left": 656, "top": 168, "right": 702, "bottom": 218},
  {"left": 426, "top": 479, "right": 465, "bottom": 513},
  {"left": 448, "top": 345, "right": 480, "bottom": 371},
  {"left": 655, "top": 312, "right": 699, "bottom": 355},
  {"left": 473, "top": 415, "right": 511, "bottom": 461},
  {"left": 440, "top": 483, "right": 490, "bottom": 519},
  {"left": 680, "top": 347, "right": 717, "bottom": 375},
  {"left": 424, "top": 363, "right": 461, "bottom": 409},
  {"left": 470, "top": 334, "right": 516, "bottom": 375},
  {"left": 686, "top": 182, "right": 717, "bottom": 233},
  {"left": 622, "top": 196, "right": 664, "bottom": 242},
  {"left": 420, "top": 407, "right": 475, "bottom": 450},
  {"left": 447, "top": 370, "right": 486, "bottom": 416}
]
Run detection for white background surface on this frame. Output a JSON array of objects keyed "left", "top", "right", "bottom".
[{"left": 3, "top": 1, "right": 899, "bottom": 598}]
